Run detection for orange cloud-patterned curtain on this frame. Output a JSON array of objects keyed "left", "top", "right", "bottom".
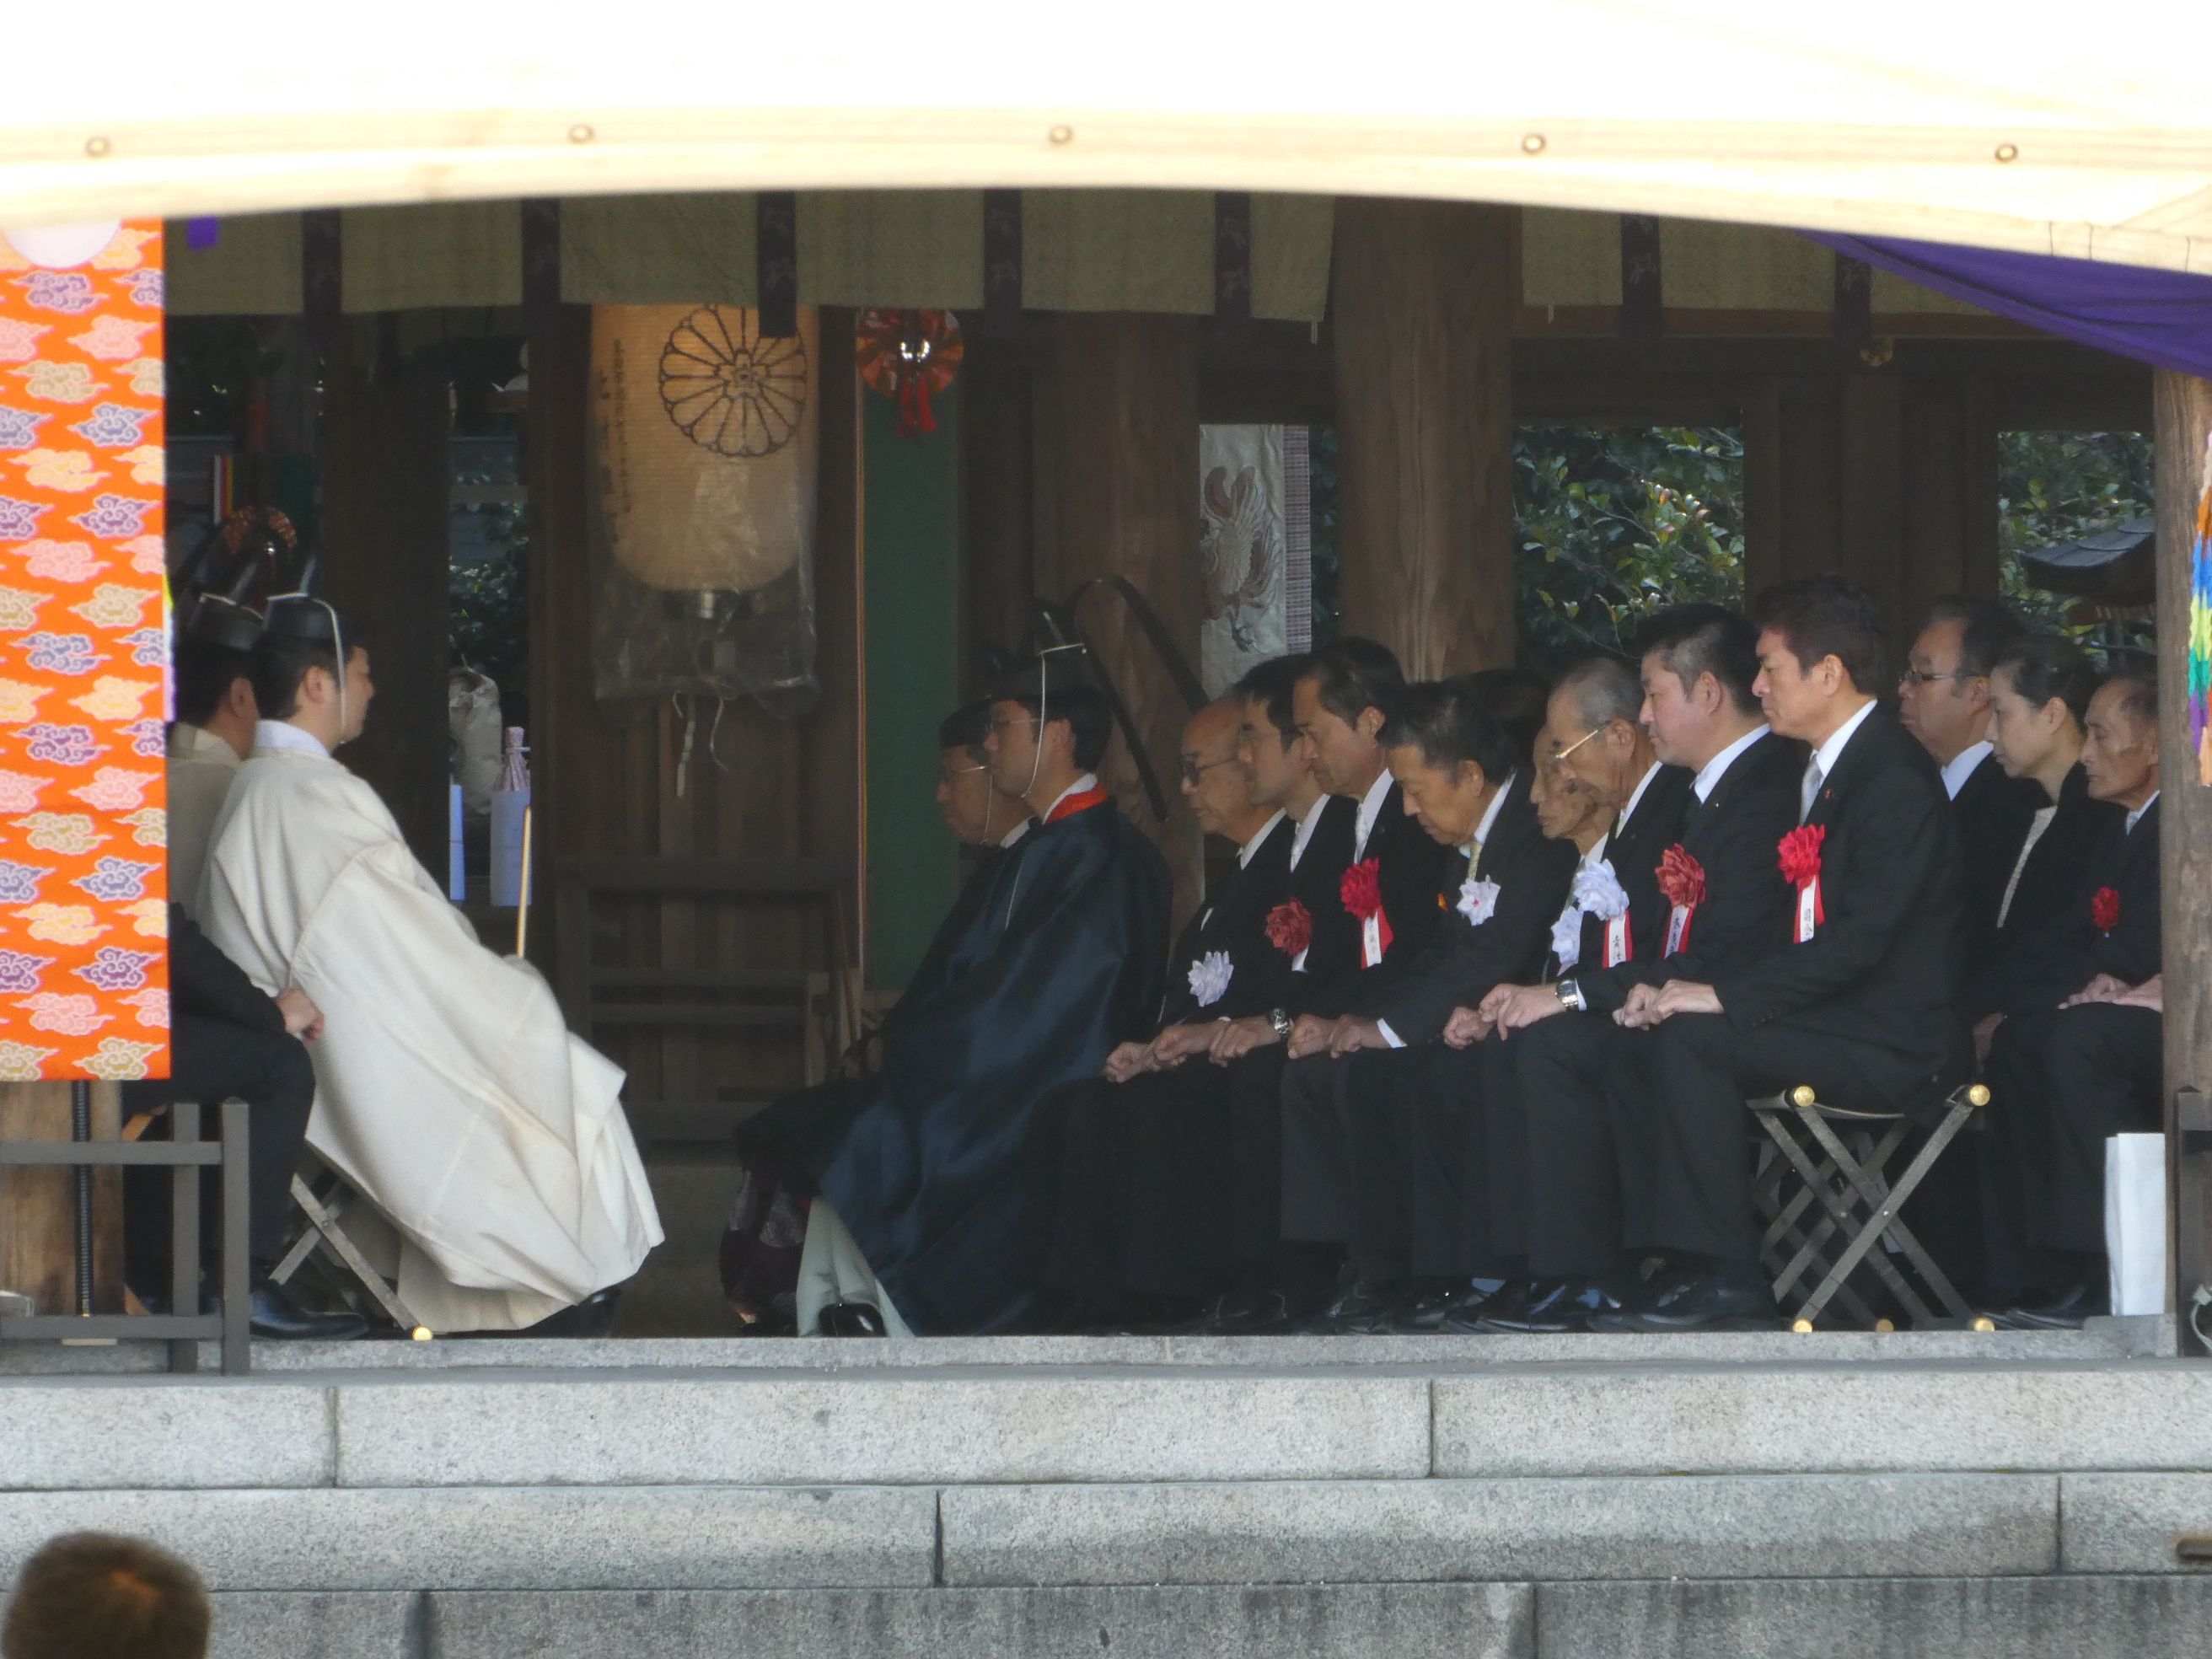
[{"left": 0, "top": 223, "right": 169, "bottom": 1082}]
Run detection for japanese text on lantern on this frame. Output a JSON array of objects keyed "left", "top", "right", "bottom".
[{"left": 0, "top": 223, "right": 169, "bottom": 1083}]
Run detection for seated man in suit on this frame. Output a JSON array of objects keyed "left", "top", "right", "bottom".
[
  {"left": 1979, "top": 663, "right": 2162, "bottom": 1327},
  {"left": 1898, "top": 598, "right": 2041, "bottom": 987},
  {"left": 1275, "top": 674, "right": 1579, "bottom": 1331},
  {"left": 1037, "top": 690, "right": 1298, "bottom": 1323},
  {"left": 122, "top": 907, "right": 366, "bottom": 1339},
  {"left": 1189, "top": 640, "right": 1453, "bottom": 1331},
  {"left": 1593, "top": 575, "right": 1963, "bottom": 1331}
]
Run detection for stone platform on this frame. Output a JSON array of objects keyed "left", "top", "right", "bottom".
[{"left": 5, "top": 1326, "right": 2211, "bottom": 1657}]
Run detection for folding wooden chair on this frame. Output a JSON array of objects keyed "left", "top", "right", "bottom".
[
  {"left": 1750, "top": 1081, "right": 1990, "bottom": 1329},
  {"left": 267, "top": 1163, "right": 431, "bottom": 1339}
]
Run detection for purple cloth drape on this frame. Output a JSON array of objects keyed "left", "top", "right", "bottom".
[{"left": 1807, "top": 232, "right": 2212, "bottom": 383}]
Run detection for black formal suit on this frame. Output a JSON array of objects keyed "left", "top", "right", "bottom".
[
  {"left": 1277, "top": 770, "right": 1578, "bottom": 1280},
  {"left": 1037, "top": 798, "right": 1356, "bottom": 1306},
  {"left": 1293, "top": 783, "right": 1458, "bottom": 1022},
  {"left": 1951, "top": 749, "right": 2045, "bottom": 990},
  {"left": 1157, "top": 813, "right": 1297, "bottom": 1027},
  {"left": 1639, "top": 704, "right": 1965, "bottom": 1265},
  {"left": 1221, "top": 783, "right": 1455, "bottom": 1283},
  {"left": 123, "top": 907, "right": 316, "bottom": 1281},
  {"left": 1982, "top": 1000, "right": 2162, "bottom": 1291},
  {"left": 1976, "top": 796, "right": 2160, "bottom": 1016},
  {"left": 1513, "top": 729, "right": 1803, "bottom": 1275},
  {"left": 1962, "top": 765, "right": 2121, "bottom": 1021}
]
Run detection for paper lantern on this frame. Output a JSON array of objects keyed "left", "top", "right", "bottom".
[{"left": 590, "top": 304, "right": 817, "bottom": 597}]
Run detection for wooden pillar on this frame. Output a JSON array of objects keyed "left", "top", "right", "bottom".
[
  {"left": 320, "top": 346, "right": 453, "bottom": 874},
  {"left": 1332, "top": 198, "right": 1517, "bottom": 675},
  {"left": 960, "top": 338, "right": 1037, "bottom": 696},
  {"left": 0, "top": 1083, "right": 123, "bottom": 1313},
  {"left": 1037, "top": 313, "right": 1204, "bottom": 920},
  {"left": 2154, "top": 368, "right": 2212, "bottom": 1349}
]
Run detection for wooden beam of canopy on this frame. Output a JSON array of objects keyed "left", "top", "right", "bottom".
[{"left": 5, "top": 3, "right": 2212, "bottom": 275}]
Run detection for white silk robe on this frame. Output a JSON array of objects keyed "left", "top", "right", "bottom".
[
  {"left": 166, "top": 723, "right": 242, "bottom": 921},
  {"left": 198, "top": 744, "right": 662, "bottom": 1331}
]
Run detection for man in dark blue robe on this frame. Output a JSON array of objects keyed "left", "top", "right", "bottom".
[{"left": 733, "top": 648, "right": 1170, "bottom": 1334}]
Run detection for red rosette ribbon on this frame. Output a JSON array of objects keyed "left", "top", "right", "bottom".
[
  {"left": 2091, "top": 885, "right": 2122, "bottom": 934},
  {"left": 1655, "top": 844, "right": 1706, "bottom": 910},
  {"left": 1777, "top": 824, "right": 1827, "bottom": 942},
  {"left": 1340, "top": 859, "right": 1383, "bottom": 921},
  {"left": 1265, "top": 899, "right": 1314, "bottom": 958},
  {"left": 1776, "top": 824, "right": 1827, "bottom": 889}
]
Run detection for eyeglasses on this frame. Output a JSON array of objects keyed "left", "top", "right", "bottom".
[
  {"left": 1179, "top": 756, "right": 1243, "bottom": 787},
  {"left": 986, "top": 713, "right": 1039, "bottom": 738},
  {"left": 937, "top": 761, "right": 989, "bottom": 785},
  {"left": 1899, "top": 668, "right": 1974, "bottom": 687},
  {"left": 1549, "top": 727, "right": 1603, "bottom": 764}
]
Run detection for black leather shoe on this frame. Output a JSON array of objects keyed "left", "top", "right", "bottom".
[
  {"left": 1994, "top": 1281, "right": 2105, "bottom": 1331},
  {"left": 1440, "top": 1278, "right": 1531, "bottom": 1334},
  {"left": 1212, "top": 1289, "right": 1302, "bottom": 1334},
  {"left": 1393, "top": 1280, "right": 1496, "bottom": 1333},
  {"left": 1478, "top": 1277, "right": 1640, "bottom": 1334},
  {"left": 1585, "top": 1270, "right": 1780, "bottom": 1332},
  {"left": 817, "top": 1300, "right": 888, "bottom": 1337},
  {"left": 1299, "top": 1278, "right": 1403, "bottom": 1334},
  {"left": 248, "top": 1281, "right": 368, "bottom": 1340}
]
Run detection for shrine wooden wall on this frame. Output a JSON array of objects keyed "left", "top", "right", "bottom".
[{"left": 523, "top": 305, "right": 862, "bottom": 1113}]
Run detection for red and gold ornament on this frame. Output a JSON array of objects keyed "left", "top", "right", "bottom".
[{"left": 856, "top": 309, "right": 964, "bottom": 438}]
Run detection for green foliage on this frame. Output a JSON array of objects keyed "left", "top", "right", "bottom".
[
  {"left": 1514, "top": 426, "right": 1746, "bottom": 674},
  {"left": 449, "top": 503, "right": 529, "bottom": 718},
  {"left": 1996, "top": 430, "right": 2155, "bottom": 656}
]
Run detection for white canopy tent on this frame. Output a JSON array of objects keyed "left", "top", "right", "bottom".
[{"left": 3, "top": 0, "right": 2209, "bottom": 271}]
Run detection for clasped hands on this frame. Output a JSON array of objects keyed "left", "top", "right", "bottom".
[{"left": 1432, "top": 977, "right": 1723, "bottom": 1048}]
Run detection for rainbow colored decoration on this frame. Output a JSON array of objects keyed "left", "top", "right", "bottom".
[
  {"left": 2193, "top": 431, "right": 2212, "bottom": 788},
  {"left": 0, "top": 223, "right": 169, "bottom": 1082}
]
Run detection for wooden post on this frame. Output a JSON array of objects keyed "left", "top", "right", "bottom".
[
  {"left": 960, "top": 337, "right": 1038, "bottom": 695},
  {"left": 2154, "top": 368, "right": 2212, "bottom": 1351},
  {"left": 1332, "top": 198, "right": 1518, "bottom": 675},
  {"left": 320, "top": 344, "right": 454, "bottom": 874},
  {"left": 1037, "top": 313, "right": 1205, "bottom": 921},
  {"left": 0, "top": 1082, "right": 123, "bottom": 1313}
]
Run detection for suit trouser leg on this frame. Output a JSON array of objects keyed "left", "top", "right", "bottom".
[
  {"left": 1645, "top": 1013, "right": 1895, "bottom": 1266},
  {"left": 1280, "top": 1053, "right": 1356, "bottom": 1244},
  {"left": 1404, "top": 1045, "right": 1486, "bottom": 1278},
  {"left": 1519, "top": 1016, "right": 1640, "bottom": 1278},
  {"left": 1118, "top": 1063, "right": 1234, "bottom": 1299},
  {"left": 121, "top": 1012, "right": 315, "bottom": 1278},
  {"left": 1345, "top": 1048, "right": 1425, "bottom": 1280},
  {"left": 1978, "top": 1017, "right": 2059, "bottom": 1298},
  {"left": 1036, "top": 1078, "right": 1119, "bottom": 1297},
  {"left": 2034, "top": 1003, "right": 2164, "bottom": 1258},
  {"left": 1228, "top": 1046, "right": 1294, "bottom": 1270}
]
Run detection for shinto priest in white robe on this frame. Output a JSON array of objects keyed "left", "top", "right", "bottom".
[{"left": 198, "top": 731, "right": 663, "bottom": 1331}]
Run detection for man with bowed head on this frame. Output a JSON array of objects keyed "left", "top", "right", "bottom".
[{"left": 1595, "top": 576, "right": 1962, "bottom": 1331}]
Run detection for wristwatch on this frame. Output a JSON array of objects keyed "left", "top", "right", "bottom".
[
  {"left": 1554, "top": 979, "right": 1587, "bottom": 1013},
  {"left": 1268, "top": 1007, "right": 1293, "bottom": 1040}
]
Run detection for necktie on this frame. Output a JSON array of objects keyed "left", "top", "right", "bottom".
[{"left": 1800, "top": 757, "right": 1824, "bottom": 823}]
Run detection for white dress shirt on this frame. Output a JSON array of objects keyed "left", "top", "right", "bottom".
[
  {"left": 1351, "top": 768, "right": 1396, "bottom": 860},
  {"left": 1287, "top": 792, "right": 1328, "bottom": 872},
  {"left": 1801, "top": 700, "right": 1879, "bottom": 821},
  {"left": 1693, "top": 723, "right": 1771, "bottom": 804},
  {"left": 1941, "top": 739, "right": 1994, "bottom": 802},
  {"left": 1616, "top": 760, "right": 1665, "bottom": 833},
  {"left": 2128, "top": 791, "right": 2160, "bottom": 835},
  {"left": 1238, "top": 811, "right": 1286, "bottom": 870}
]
